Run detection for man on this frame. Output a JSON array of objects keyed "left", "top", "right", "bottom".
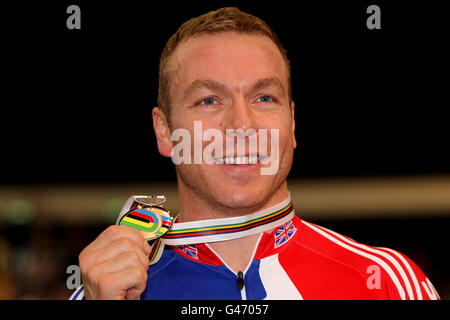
[{"left": 70, "top": 7, "right": 439, "bottom": 300}]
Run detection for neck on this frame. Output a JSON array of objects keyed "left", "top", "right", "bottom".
[{"left": 177, "top": 178, "right": 290, "bottom": 223}]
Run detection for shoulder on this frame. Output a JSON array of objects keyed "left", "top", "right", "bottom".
[{"left": 286, "top": 217, "right": 440, "bottom": 300}]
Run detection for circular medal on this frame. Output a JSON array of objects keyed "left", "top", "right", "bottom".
[{"left": 119, "top": 205, "right": 175, "bottom": 241}]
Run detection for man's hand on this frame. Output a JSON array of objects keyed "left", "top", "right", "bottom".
[{"left": 78, "top": 225, "right": 151, "bottom": 300}]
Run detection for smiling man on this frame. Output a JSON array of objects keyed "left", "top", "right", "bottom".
[{"left": 71, "top": 7, "right": 439, "bottom": 300}]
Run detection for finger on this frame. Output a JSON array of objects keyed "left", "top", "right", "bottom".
[
  {"left": 82, "top": 225, "right": 151, "bottom": 257},
  {"left": 81, "top": 238, "right": 150, "bottom": 273},
  {"left": 96, "top": 267, "right": 148, "bottom": 300},
  {"left": 83, "top": 249, "right": 149, "bottom": 279},
  {"left": 126, "top": 287, "right": 143, "bottom": 300}
]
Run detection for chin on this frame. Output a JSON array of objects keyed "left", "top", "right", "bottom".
[{"left": 212, "top": 185, "right": 269, "bottom": 211}]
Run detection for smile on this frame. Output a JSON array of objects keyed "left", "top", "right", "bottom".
[{"left": 214, "top": 156, "right": 267, "bottom": 165}]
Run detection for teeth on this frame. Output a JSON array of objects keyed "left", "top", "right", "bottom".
[{"left": 217, "top": 156, "right": 260, "bottom": 165}]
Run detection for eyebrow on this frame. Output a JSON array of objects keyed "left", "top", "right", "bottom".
[
  {"left": 183, "top": 79, "right": 229, "bottom": 99},
  {"left": 183, "top": 77, "right": 286, "bottom": 99},
  {"left": 251, "top": 77, "right": 285, "bottom": 94}
]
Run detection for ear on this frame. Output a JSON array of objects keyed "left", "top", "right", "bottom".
[
  {"left": 152, "top": 107, "right": 173, "bottom": 158},
  {"left": 290, "top": 101, "right": 297, "bottom": 149}
]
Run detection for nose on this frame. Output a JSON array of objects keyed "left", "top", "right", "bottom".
[
  {"left": 223, "top": 98, "right": 259, "bottom": 158},
  {"left": 226, "top": 98, "right": 256, "bottom": 131}
]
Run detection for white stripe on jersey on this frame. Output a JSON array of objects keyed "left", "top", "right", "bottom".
[
  {"left": 69, "top": 285, "right": 85, "bottom": 300},
  {"left": 381, "top": 247, "right": 423, "bottom": 300},
  {"left": 421, "top": 277, "right": 440, "bottom": 300},
  {"left": 259, "top": 253, "right": 303, "bottom": 300},
  {"left": 309, "top": 223, "right": 415, "bottom": 300},
  {"left": 302, "top": 221, "right": 406, "bottom": 300}
]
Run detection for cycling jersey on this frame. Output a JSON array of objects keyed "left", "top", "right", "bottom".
[{"left": 70, "top": 215, "right": 440, "bottom": 300}]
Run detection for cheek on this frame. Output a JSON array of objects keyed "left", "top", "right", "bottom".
[
  {"left": 276, "top": 130, "right": 294, "bottom": 153},
  {"left": 263, "top": 115, "right": 293, "bottom": 144}
]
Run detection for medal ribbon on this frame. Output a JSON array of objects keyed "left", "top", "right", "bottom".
[{"left": 148, "top": 195, "right": 295, "bottom": 264}]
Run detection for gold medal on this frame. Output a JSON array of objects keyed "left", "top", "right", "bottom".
[{"left": 117, "top": 195, "right": 177, "bottom": 241}]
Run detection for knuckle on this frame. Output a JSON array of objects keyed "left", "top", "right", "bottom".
[
  {"left": 118, "top": 237, "right": 136, "bottom": 250},
  {"left": 131, "top": 267, "right": 147, "bottom": 282},
  {"left": 78, "top": 251, "right": 92, "bottom": 273},
  {"left": 78, "top": 251, "right": 86, "bottom": 268},
  {"left": 125, "top": 250, "right": 141, "bottom": 263},
  {"left": 105, "top": 225, "right": 121, "bottom": 237},
  {"left": 97, "top": 274, "right": 113, "bottom": 295},
  {"left": 78, "top": 248, "right": 86, "bottom": 261},
  {"left": 86, "top": 264, "right": 102, "bottom": 281}
]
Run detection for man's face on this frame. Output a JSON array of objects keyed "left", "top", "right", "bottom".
[{"left": 157, "top": 32, "right": 296, "bottom": 210}]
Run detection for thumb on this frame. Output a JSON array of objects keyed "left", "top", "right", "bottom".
[{"left": 126, "top": 288, "right": 143, "bottom": 300}]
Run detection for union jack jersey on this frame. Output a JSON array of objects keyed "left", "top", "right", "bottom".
[{"left": 70, "top": 216, "right": 440, "bottom": 300}]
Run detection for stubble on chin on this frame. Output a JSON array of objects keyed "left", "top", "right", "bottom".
[{"left": 175, "top": 153, "right": 292, "bottom": 216}]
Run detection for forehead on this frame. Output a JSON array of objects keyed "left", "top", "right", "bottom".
[{"left": 168, "top": 32, "right": 288, "bottom": 92}]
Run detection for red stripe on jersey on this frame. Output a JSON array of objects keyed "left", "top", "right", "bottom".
[
  {"left": 317, "top": 224, "right": 420, "bottom": 300},
  {"left": 368, "top": 248, "right": 415, "bottom": 299},
  {"left": 304, "top": 221, "right": 440, "bottom": 300},
  {"left": 376, "top": 247, "right": 439, "bottom": 300},
  {"left": 302, "top": 221, "right": 408, "bottom": 299},
  {"left": 310, "top": 222, "right": 416, "bottom": 299}
]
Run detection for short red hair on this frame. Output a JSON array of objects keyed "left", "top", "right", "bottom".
[{"left": 157, "top": 7, "right": 291, "bottom": 123}]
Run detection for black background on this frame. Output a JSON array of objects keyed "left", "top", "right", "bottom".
[
  {"left": 1, "top": 0, "right": 449, "bottom": 184},
  {"left": 1, "top": 1, "right": 449, "bottom": 300}
]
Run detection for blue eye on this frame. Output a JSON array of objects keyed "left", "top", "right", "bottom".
[
  {"left": 256, "top": 95, "right": 273, "bottom": 103},
  {"left": 199, "top": 97, "right": 217, "bottom": 105}
]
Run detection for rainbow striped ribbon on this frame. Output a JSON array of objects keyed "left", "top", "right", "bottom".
[{"left": 148, "top": 196, "right": 295, "bottom": 264}]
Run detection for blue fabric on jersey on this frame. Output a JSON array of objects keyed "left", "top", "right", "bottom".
[
  {"left": 141, "top": 247, "right": 244, "bottom": 300},
  {"left": 243, "top": 259, "right": 267, "bottom": 300}
]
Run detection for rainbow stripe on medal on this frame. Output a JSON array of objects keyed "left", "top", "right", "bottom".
[
  {"left": 118, "top": 196, "right": 175, "bottom": 240},
  {"left": 121, "top": 208, "right": 172, "bottom": 236}
]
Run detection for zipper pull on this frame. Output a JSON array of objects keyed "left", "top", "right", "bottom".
[{"left": 237, "top": 271, "right": 245, "bottom": 291}]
